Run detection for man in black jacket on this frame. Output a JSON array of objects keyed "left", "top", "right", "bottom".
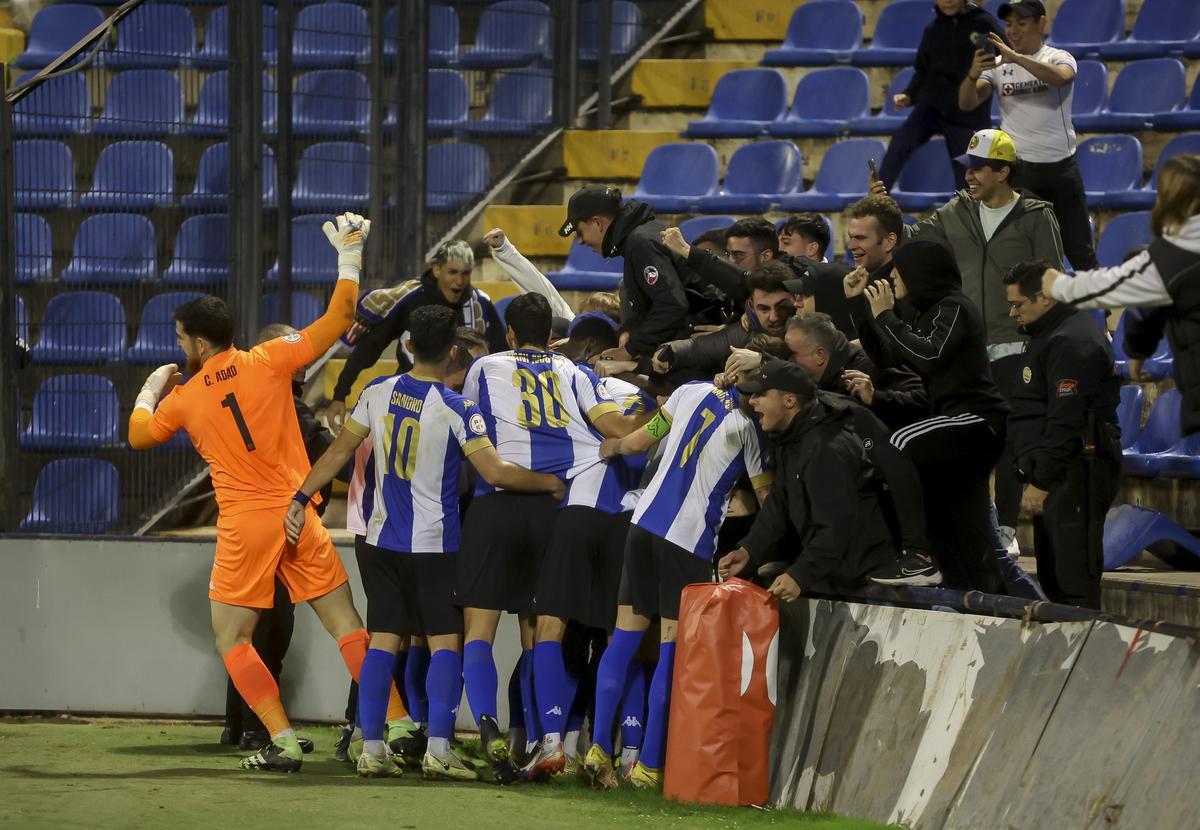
[{"left": 1005, "top": 261, "right": 1121, "bottom": 607}]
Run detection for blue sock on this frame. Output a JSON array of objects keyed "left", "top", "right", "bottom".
[
  {"left": 404, "top": 645, "right": 430, "bottom": 725},
  {"left": 592, "top": 628, "right": 643, "bottom": 755},
  {"left": 507, "top": 651, "right": 526, "bottom": 730},
  {"left": 426, "top": 649, "right": 462, "bottom": 741},
  {"left": 358, "top": 648, "right": 395, "bottom": 742},
  {"left": 533, "top": 641, "right": 566, "bottom": 740},
  {"left": 519, "top": 648, "right": 540, "bottom": 741},
  {"left": 462, "top": 640, "right": 498, "bottom": 724},
  {"left": 641, "top": 643, "right": 676, "bottom": 769},
  {"left": 618, "top": 661, "right": 648, "bottom": 750}
]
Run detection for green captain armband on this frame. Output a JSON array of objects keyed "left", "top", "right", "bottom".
[{"left": 645, "top": 412, "right": 671, "bottom": 440}]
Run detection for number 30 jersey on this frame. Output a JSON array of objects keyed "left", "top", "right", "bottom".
[
  {"left": 463, "top": 349, "right": 620, "bottom": 494},
  {"left": 633, "top": 382, "right": 773, "bottom": 560}
]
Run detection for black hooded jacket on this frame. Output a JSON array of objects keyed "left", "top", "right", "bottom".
[
  {"left": 851, "top": 238, "right": 1008, "bottom": 427},
  {"left": 816, "top": 332, "right": 930, "bottom": 430},
  {"left": 906, "top": 2, "right": 1004, "bottom": 124}
]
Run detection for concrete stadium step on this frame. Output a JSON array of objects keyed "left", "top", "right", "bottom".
[{"left": 563, "top": 130, "right": 682, "bottom": 180}]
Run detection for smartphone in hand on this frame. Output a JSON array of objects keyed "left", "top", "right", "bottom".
[{"left": 868, "top": 158, "right": 878, "bottom": 181}]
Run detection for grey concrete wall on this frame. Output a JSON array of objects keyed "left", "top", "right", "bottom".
[{"left": 0, "top": 538, "right": 521, "bottom": 728}]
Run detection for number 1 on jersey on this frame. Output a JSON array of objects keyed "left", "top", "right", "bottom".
[{"left": 220, "top": 393, "right": 256, "bottom": 451}]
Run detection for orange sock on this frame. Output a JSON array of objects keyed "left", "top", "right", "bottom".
[
  {"left": 338, "top": 630, "right": 409, "bottom": 721},
  {"left": 223, "top": 642, "right": 291, "bottom": 738},
  {"left": 386, "top": 681, "right": 408, "bottom": 722}
]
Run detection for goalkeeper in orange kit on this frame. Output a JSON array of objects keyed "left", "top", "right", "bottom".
[{"left": 128, "top": 213, "right": 407, "bottom": 774}]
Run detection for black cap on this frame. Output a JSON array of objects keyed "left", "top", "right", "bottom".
[
  {"left": 737, "top": 360, "right": 815, "bottom": 397},
  {"left": 559, "top": 185, "right": 622, "bottom": 237},
  {"left": 782, "top": 273, "right": 818, "bottom": 297},
  {"left": 997, "top": 0, "right": 1046, "bottom": 20}
]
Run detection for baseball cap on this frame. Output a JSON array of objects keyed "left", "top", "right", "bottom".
[
  {"left": 736, "top": 360, "right": 815, "bottom": 397},
  {"left": 782, "top": 272, "right": 818, "bottom": 298},
  {"left": 558, "top": 185, "right": 622, "bottom": 237},
  {"left": 997, "top": 0, "right": 1046, "bottom": 20},
  {"left": 954, "top": 128, "right": 1019, "bottom": 169}
]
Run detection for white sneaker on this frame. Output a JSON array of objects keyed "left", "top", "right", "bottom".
[{"left": 999, "top": 525, "right": 1020, "bottom": 559}]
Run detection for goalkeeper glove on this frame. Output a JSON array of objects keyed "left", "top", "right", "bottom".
[
  {"left": 322, "top": 212, "right": 372, "bottom": 282},
  {"left": 135, "top": 363, "right": 181, "bottom": 414}
]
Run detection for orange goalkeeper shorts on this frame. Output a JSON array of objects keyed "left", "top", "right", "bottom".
[{"left": 209, "top": 504, "right": 348, "bottom": 609}]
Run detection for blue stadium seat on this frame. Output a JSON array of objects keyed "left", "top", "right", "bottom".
[
  {"left": 19, "top": 458, "right": 120, "bottom": 534},
  {"left": 1153, "top": 74, "right": 1200, "bottom": 129},
  {"left": 1116, "top": 384, "right": 1144, "bottom": 450},
  {"left": 1070, "top": 60, "right": 1109, "bottom": 122},
  {"left": 181, "top": 143, "right": 277, "bottom": 210},
  {"left": 762, "top": 1, "right": 862, "bottom": 66},
  {"left": 459, "top": 0, "right": 552, "bottom": 68},
  {"left": 631, "top": 142, "right": 719, "bottom": 213},
  {"left": 1114, "top": 310, "right": 1173, "bottom": 381},
  {"left": 1145, "top": 431, "right": 1200, "bottom": 478},
  {"left": 1096, "top": 211, "right": 1152, "bottom": 267},
  {"left": 16, "top": 295, "right": 29, "bottom": 350},
  {"left": 1102, "top": 504, "right": 1200, "bottom": 571},
  {"left": 890, "top": 138, "right": 956, "bottom": 211},
  {"left": 128, "top": 291, "right": 205, "bottom": 364},
  {"left": 293, "top": 70, "right": 370, "bottom": 136},
  {"left": 20, "top": 374, "right": 120, "bottom": 451},
  {"left": 684, "top": 69, "right": 788, "bottom": 139},
  {"left": 60, "top": 214, "right": 156, "bottom": 285},
  {"left": 493, "top": 295, "right": 515, "bottom": 324},
  {"left": 850, "top": 0, "right": 932, "bottom": 66},
  {"left": 580, "top": 0, "right": 641, "bottom": 62},
  {"left": 848, "top": 68, "right": 913, "bottom": 135},
  {"left": 291, "top": 142, "right": 370, "bottom": 211},
  {"left": 778, "top": 138, "right": 887, "bottom": 212},
  {"left": 188, "top": 71, "right": 278, "bottom": 137},
  {"left": 1106, "top": 133, "right": 1200, "bottom": 210},
  {"left": 162, "top": 215, "right": 230, "bottom": 286},
  {"left": 261, "top": 291, "right": 322, "bottom": 329},
  {"left": 294, "top": 2, "right": 369, "bottom": 68},
  {"left": 16, "top": 4, "right": 105, "bottom": 70},
  {"left": 466, "top": 70, "right": 553, "bottom": 135},
  {"left": 429, "top": 5, "right": 460, "bottom": 66},
  {"left": 1076, "top": 135, "right": 1143, "bottom": 208},
  {"left": 266, "top": 214, "right": 339, "bottom": 286},
  {"left": 1123, "top": 388, "right": 1181, "bottom": 475},
  {"left": 427, "top": 143, "right": 489, "bottom": 212},
  {"left": 696, "top": 141, "right": 802, "bottom": 213},
  {"left": 15, "top": 213, "right": 53, "bottom": 285},
  {"left": 103, "top": 3, "right": 196, "bottom": 69},
  {"left": 13, "top": 73, "right": 90, "bottom": 136},
  {"left": 428, "top": 69, "right": 469, "bottom": 136},
  {"left": 680, "top": 215, "right": 735, "bottom": 243},
  {"left": 1072, "top": 59, "right": 1186, "bottom": 132},
  {"left": 30, "top": 291, "right": 127, "bottom": 365},
  {"left": 767, "top": 66, "right": 870, "bottom": 138},
  {"left": 78, "top": 140, "right": 174, "bottom": 211},
  {"left": 15, "top": 139, "right": 75, "bottom": 209},
  {"left": 1099, "top": 0, "right": 1200, "bottom": 59},
  {"left": 1046, "top": 0, "right": 1126, "bottom": 57},
  {"left": 92, "top": 70, "right": 184, "bottom": 137},
  {"left": 546, "top": 243, "right": 624, "bottom": 291},
  {"left": 196, "top": 5, "right": 278, "bottom": 68}
]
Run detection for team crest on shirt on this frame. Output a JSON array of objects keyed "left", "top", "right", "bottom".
[
  {"left": 1022, "top": 366, "right": 1032, "bottom": 384},
  {"left": 863, "top": 438, "right": 874, "bottom": 450},
  {"left": 282, "top": 332, "right": 302, "bottom": 343},
  {"left": 596, "top": 384, "right": 613, "bottom": 401},
  {"left": 469, "top": 413, "right": 487, "bottom": 435},
  {"left": 644, "top": 265, "right": 659, "bottom": 285}
]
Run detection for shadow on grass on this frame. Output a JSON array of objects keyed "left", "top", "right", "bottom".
[
  {"left": 108, "top": 743, "right": 237, "bottom": 757},
  {"left": 4, "top": 764, "right": 233, "bottom": 781}
]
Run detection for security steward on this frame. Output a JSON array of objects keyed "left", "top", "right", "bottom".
[{"left": 1004, "top": 261, "right": 1121, "bottom": 608}]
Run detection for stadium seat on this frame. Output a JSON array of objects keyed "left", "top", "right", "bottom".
[
  {"left": 848, "top": 68, "right": 914, "bottom": 135},
  {"left": 546, "top": 243, "right": 623, "bottom": 291},
  {"left": 1103, "top": 504, "right": 1200, "bottom": 570},
  {"left": 427, "top": 69, "right": 470, "bottom": 136},
  {"left": 60, "top": 214, "right": 156, "bottom": 285},
  {"left": 266, "top": 214, "right": 339, "bottom": 285},
  {"left": 1071, "top": 59, "right": 1186, "bottom": 132},
  {"left": 30, "top": 291, "right": 127, "bottom": 364},
  {"left": 1116, "top": 384, "right": 1144, "bottom": 450},
  {"left": 103, "top": 3, "right": 196, "bottom": 69},
  {"left": 1096, "top": 211, "right": 1152, "bottom": 267},
  {"left": 16, "top": 295, "right": 29, "bottom": 350},
  {"left": 1112, "top": 310, "right": 1172, "bottom": 381},
  {"left": 679, "top": 215, "right": 735, "bottom": 243},
  {"left": 293, "top": 70, "right": 371, "bottom": 136},
  {"left": 1076, "top": 135, "right": 1143, "bottom": 208},
  {"left": 579, "top": 0, "right": 641, "bottom": 62},
  {"left": 291, "top": 142, "right": 370, "bottom": 211},
  {"left": 767, "top": 67, "right": 871, "bottom": 138},
  {"left": 493, "top": 295, "right": 515, "bottom": 324},
  {"left": 850, "top": 0, "right": 932, "bottom": 66},
  {"left": 294, "top": 2, "right": 370, "bottom": 67},
  {"left": 20, "top": 374, "right": 120, "bottom": 451},
  {"left": 1070, "top": 60, "right": 1109, "bottom": 122},
  {"left": 684, "top": 69, "right": 788, "bottom": 139},
  {"left": 15, "top": 139, "right": 75, "bottom": 209},
  {"left": 19, "top": 458, "right": 120, "bottom": 534},
  {"left": 465, "top": 70, "right": 554, "bottom": 135},
  {"left": 1153, "top": 74, "right": 1200, "bottom": 129},
  {"left": 92, "top": 70, "right": 184, "bottom": 137},
  {"left": 1046, "top": 0, "right": 1125, "bottom": 57},
  {"left": 890, "top": 138, "right": 956, "bottom": 211},
  {"left": 761, "top": 1, "right": 862, "bottom": 66},
  {"left": 78, "top": 140, "right": 174, "bottom": 211},
  {"left": 696, "top": 141, "right": 802, "bottom": 213},
  {"left": 1105, "top": 134, "right": 1200, "bottom": 210},
  {"left": 13, "top": 73, "right": 90, "bottom": 136},
  {"left": 777, "top": 138, "right": 887, "bottom": 211},
  {"left": 1099, "top": 0, "right": 1200, "bottom": 59},
  {"left": 16, "top": 4, "right": 105, "bottom": 70},
  {"left": 427, "top": 142, "right": 489, "bottom": 212},
  {"left": 631, "top": 142, "right": 719, "bottom": 213},
  {"left": 261, "top": 291, "right": 322, "bottom": 328},
  {"left": 196, "top": 5, "right": 278, "bottom": 68},
  {"left": 162, "top": 215, "right": 230, "bottom": 286},
  {"left": 181, "top": 143, "right": 277, "bottom": 210},
  {"left": 15, "top": 213, "right": 53, "bottom": 285},
  {"left": 128, "top": 291, "right": 204, "bottom": 364},
  {"left": 429, "top": 5, "right": 460, "bottom": 66},
  {"left": 1123, "top": 388, "right": 1182, "bottom": 475},
  {"left": 459, "top": 0, "right": 552, "bottom": 68},
  {"left": 187, "top": 71, "right": 278, "bottom": 137}
]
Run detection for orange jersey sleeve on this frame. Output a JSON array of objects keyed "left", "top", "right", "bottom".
[{"left": 299, "top": 278, "right": 358, "bottom": 356}]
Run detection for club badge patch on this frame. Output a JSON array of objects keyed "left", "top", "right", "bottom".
[
  {"left": 644, "top": 265, "right": 659, "bottom": 286},
  {"left": 282, "top": 332, "right": 302, "bottom": 343},
  {"left": 469, "top": 413, "right": 487, "bottom": 435},
  {"left": 596, "top": 384, "right": 613, "bottom": 401},
  {"left": 1022, "top": 366, "right": 1032, "bottom": 384}
]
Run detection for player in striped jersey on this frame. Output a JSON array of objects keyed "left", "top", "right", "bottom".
[
  {"left": 581, "top": 380, "right": 773, "bottom": 790},
  {"left": 456, "top": 293, "right": 646, "bottom": 781},
  {"left": 287, "top": 306, "right": 564, "bottom": 780}
]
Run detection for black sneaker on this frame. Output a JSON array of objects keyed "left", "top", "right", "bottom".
[
  {"left": 488, "top": 757, "right": 520, "bottom": 786},
  {"left": 335, "top": 725, "right": 354, "bottom": 763},
  {"left": 479, "top": 715, "right": 509, "bottom": 763},
  {"left": 219, "top": 727, "right": 238, "bottom": 746},
  {"left": 298, "top": 737, "right": 314, "bottom": 754},
  {"left": 238, "top": 730, "right": 270, "bottom": 751},
  {"left": 388, "top": 725, "right": 427, "bottom": 768},
  {"left": 239, "top": 739, "right": 303, "bottom": 773},
  {"left": 871, "top": 550, "right": 943, "bottom": 587}
]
